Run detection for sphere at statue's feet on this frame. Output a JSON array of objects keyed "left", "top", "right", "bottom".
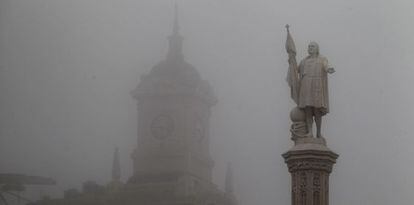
[{"left": 290, "top": 107, "right": 305, "bottom": 122}]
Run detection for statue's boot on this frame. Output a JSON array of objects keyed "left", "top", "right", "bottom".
[{"left": 305, "top": 132, "right": 313, "bottom": 138}]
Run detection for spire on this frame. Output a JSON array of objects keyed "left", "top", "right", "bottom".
[
  {"left": 112, "top": 147, "right": 121, "bottom": 182},
  {"left": 173, "top": 2, "right": 179, "bottom": 35},
  {"left": 167, "top": 2, "right": 184, "bottom": 60},
  {"left": 225, "top": 162, "right": 234, "bottom": 194}
]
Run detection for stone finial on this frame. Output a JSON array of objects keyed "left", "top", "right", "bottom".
[
  {"left": 112, "top": 147, "right": 121, "bottom": 181},
  {"left": 225, "top": 162, "right": 234, "bottom": 194}
]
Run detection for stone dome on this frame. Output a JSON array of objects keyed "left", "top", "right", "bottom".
[{"left": 148, "top": 58, "right": 202, "bottom": 88}]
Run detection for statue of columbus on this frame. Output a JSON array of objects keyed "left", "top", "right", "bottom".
[{"left": 285, "top": 25, "right": 335, "bottom": 139}]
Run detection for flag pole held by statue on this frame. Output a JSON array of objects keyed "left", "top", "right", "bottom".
[{"left": 285, "top": 24, "right": 300, "bottom": 105}]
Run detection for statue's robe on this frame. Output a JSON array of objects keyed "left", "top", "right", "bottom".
[{"left": 298, "top": 55, "right": 330, "bottom": 115}]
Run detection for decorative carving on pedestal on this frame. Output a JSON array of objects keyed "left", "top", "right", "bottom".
[{"left": 283, "top": 138, "right": 338, "bottom": 205}]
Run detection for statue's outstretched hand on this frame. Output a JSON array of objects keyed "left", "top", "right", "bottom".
[{"left": 327, "top": 67, "right": 335, "bottom": 74}]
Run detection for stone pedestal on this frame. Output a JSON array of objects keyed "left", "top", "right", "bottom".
[{"left": 282, "top": 138, "right": 338, "bottom": 205}]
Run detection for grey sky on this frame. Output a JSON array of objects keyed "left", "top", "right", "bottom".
[{"left": 1, "top": 0, "right": 414, "bottom": 205}]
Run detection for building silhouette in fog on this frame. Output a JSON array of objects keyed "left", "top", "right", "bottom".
[{"left": 30, "top": 7, "right": 237, "bottom": 205}]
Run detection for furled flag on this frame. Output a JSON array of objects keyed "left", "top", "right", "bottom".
[{"left": 285, "top": 25, "right": 299, "bottom": 104}]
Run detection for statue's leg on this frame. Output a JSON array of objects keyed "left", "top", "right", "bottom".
[
  {"left": 304, "top": 107, "right": 313, "bottom": 137},
  {"left": 315, "top": 109, "right": 322, "bottom": 138}
]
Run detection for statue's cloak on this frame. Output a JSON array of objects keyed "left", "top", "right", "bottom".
[{"left": 298, "top": 56, "right": 330, "bottom": 114}]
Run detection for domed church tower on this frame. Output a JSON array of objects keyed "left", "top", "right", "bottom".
[
  {"left": 128, "top": 5, "right": 234, "bottom": 205},
  {"left": 130, "top": 5, "right": 216, "bottom": 184},
  {"left": 29, "top": 5, "right": 237, "bottom": 205}
]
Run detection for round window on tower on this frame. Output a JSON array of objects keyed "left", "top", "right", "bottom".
[{"left": 150, "top": 115, "right": 174, "bottom": 140}]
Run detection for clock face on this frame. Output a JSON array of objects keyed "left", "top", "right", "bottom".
[
  {"left": 150, "top": 115, "right": 174, "bottom": 140},
  {"left": 193, "top": 118, "right": 205, "bottom": 141}
]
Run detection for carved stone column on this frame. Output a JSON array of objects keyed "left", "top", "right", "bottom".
[{"left": 282, "top": 138, "right": 338, "bottom": 205}]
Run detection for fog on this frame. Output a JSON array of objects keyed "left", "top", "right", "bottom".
[{"left": 0, "top": 0, "right": 413, "bottom": 205}]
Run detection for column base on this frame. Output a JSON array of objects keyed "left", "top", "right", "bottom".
[{"left": 282, "top": 138, "right": 338, "bottom": 205}]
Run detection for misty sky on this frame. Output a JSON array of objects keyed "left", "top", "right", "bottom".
[{"left": 1, "top": 0, "right": 414, "bottom": 205}]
